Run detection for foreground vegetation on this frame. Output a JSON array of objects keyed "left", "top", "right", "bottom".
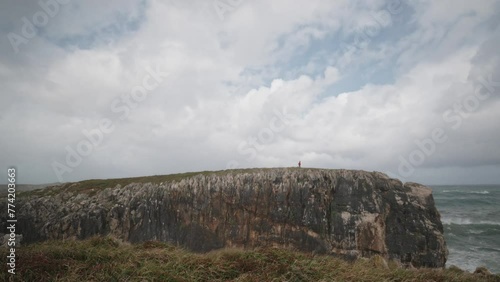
[{"left": 1, "top": 237, "right": 498, "bottom": 282}]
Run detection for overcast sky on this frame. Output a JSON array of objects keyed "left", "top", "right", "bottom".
[{"left": 1, "top": 0, "right": 499, "bottom": 185}]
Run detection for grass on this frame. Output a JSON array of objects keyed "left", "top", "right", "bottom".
[
  {"left": 17, "top": 170, "right": 226, "bottom": 198},
  {"left": 1, "top": 236, "right": 498, "bottom": 282},
  {"left": 17, "top": 167, "right": 305, "bottom": 198}
]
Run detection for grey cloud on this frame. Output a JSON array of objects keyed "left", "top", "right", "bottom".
[{"left": 1, "top": 0, "right": 499, "bottom": 185}]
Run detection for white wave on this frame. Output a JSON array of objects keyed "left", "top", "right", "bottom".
[
  {"left": 441, "top": 217, "right": 500, "bottom": 226},
  {"left": 469, "top": 191, "right": 490, "bottom": 194},
  {"left": 468, "top": 229, "right": 484, "bottom": 235},
  {"left": 446, "top": 248, "right": 482, "bottom": 273},
  {"left": 441, "top": 190, "right": 489, "bottom": 194}
]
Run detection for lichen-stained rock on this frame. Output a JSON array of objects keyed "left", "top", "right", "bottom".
[{"left": 0, "top": 168, "right": 447, "bottom": 267}]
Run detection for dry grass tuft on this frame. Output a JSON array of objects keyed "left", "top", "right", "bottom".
[{"left": 1, "top": 236, "right": 499, "bottom": 281}]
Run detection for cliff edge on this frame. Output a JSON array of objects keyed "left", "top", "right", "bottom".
[{"left": 1, "top": 168, "right": 447, "bottom": 267}]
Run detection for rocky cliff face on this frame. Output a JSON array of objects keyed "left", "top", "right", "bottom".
[{"left": 1, "top": 168, "right": 447, "bottom": 267}]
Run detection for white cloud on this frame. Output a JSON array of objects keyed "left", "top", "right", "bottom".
[{"left": 0, "top": 0, "right": 499, "bottom": 184}]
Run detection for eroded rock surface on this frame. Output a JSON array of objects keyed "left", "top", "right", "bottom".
[{"left": 0, "top": 168, "right": 447, "bottom": 267}]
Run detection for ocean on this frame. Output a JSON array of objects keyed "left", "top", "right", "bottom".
[{"left": 431, "top": 185, "right": 500, "bottom": 274}]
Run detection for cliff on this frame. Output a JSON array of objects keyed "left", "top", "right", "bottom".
[{"left": 1, "top": 168, "right": 448, "bottom": 267}]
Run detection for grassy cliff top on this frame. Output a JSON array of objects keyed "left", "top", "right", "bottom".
[
  {"left": 19, "top": 168, "right": 257, "bottom": 197},
  {"left": 1, "top": 236, "right": 497, "bottom": 282},
  {"left": 19, "top": 167, "right": 365, "bottom": 198}
]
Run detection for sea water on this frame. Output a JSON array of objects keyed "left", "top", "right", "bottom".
[{"left": 431, "top": 185, "right": 500, "bottom": 274}]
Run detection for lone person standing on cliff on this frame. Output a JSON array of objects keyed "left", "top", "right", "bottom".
[{"left": 298, "top": 161, "right": 301, "bottom": 168}]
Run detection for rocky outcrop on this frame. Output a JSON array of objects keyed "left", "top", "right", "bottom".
[{"left": 0, "top": 168, "right": 447, "bottom": 267}]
